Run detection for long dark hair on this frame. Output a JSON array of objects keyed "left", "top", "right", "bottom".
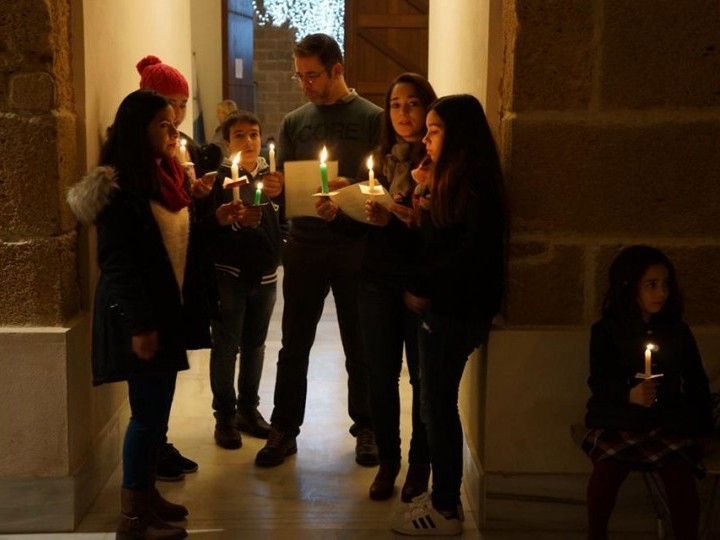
[
  {"left": 601, "top": 245, "right": 682, "bottom": 322},
  {"left": 379, "top": 73, "right": 437, "bottom": 157},
  {"left": 99, "top": 89, "right": 171, "bottom": 196},
  {"left": 428, "top": 94, "right": 503, "bottom": 227}
]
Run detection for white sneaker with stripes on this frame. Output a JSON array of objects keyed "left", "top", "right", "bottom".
[{"left": 391, "top": 493, "right": 464, "bottom": 536}]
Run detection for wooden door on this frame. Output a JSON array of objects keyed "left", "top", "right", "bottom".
[
  {"left": 344, "top": 0, "right": 429, "bottom": 107},
  {"left": 223, "top": 0, "right": 255, "bottom": 110}
]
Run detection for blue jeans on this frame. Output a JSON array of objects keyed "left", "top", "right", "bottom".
[
  {"left": 271, "top": 237, "right": 371, "bottom": 436},
  {"left": 123, "top": 372, "right": 177, "bottom": 489},
  {"left": 360, "top": 280, "right": 429, "bottom": 464},
  {"left": 418, "top": 311, "right": 490, "bottom": 511},
  {"left": 210, "top": 271, "right": 277, "bottom": 415}
]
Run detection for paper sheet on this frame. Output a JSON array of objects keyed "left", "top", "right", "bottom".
[
  {"left": 284, "top": 160, "right": 339, "bottom": 217},
  {"left": 332, "top": 181, "right": 395, "bottom": 225}
]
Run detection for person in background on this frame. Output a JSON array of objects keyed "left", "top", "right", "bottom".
[
  {"left": 211, "top": 99, "right": 239, "bottom": 157},
  {"left": 137, "top": 55, "right": 222, "bottom": 179},
  {"left": 391, "top": 94, "right": 505, "bottom": 536},
  {"left": 135, "top": 54, "right": 224, "bottom": 482},
  {"left": 254, "top": 33, "right": 383, "bottom": 469},
  {"left": 66, "top": 89, "right": 237, "bottom": 540},
  {"left": 207, "top": 110, "right": 283, "bottom": 449},
  {"left": 583, "top": 245, "right": 713, "bottom": 540},
  {"left": 314, "top": 73, "right": 437, "bottom": 503}
]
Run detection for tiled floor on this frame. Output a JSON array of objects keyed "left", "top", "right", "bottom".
[{"left": 1, "top": 271, "right": 664, "bottom": 540}]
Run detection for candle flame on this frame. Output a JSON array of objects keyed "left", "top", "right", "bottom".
[
  {"left": 269, "top": 143, "right": 275, "bottom": 152},
  {"left": 232, "top": 152, "right": 240, "bottom": 166},
  {"left": 257, "top": 182, "right": 263, "bottom": 190},
  {"left": 320, "top": 146, "right": 328, "bottom": 163},
  {"left": 366, "top": 155, "right": 374, "bottom": 171},
  {"left": 646, "top": 342, "right": 658, "bottom": 352},
  {"left": 180, "top": 138, "right": 187, "bottom": 148}
]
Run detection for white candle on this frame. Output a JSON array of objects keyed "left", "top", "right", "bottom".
[
  {"left": 367, "top": 155, "right": 375, "bottom": 191},
  {"left": 179, "top": 138, "right": 189, "bottom": 163},
  {"left": 268, "top": 143, "right": 276, "bottom": 173},
  {"left": 231, "top": 152, "right": 240, "bottom": 182},
  {"left": 644, "top": 343, "right": 653, "bottom": 376}
]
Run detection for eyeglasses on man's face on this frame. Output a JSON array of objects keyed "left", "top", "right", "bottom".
[{"left": 290, "top": 70, "right": 328, "bottom": 85}]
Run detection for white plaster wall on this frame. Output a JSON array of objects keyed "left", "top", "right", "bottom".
[
  {"left": 81, "top": 0, "right": 194, "bottom": 169},
  {"left": 190, "top": 0, "right": 223, "bottom": 143},
  {"left": 428, "top": 0, "right": 489, "bottom": 103}
]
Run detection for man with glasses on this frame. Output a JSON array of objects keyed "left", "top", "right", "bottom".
[{"left": 255, "top": 33, "right": 383, "bottom": 468}]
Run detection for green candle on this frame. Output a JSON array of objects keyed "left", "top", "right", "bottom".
[
  {"left": 319, "top": 145, "right": 329, "bottom": 194},
  {"left": 254, "top": 181, "right": 263, "bottom": 205}
]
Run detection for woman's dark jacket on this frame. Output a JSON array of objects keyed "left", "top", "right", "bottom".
[
  {"left": 585, "top": 315, "right": 713, "bottom": 437},
  {"left": 67, "top": 166, "right": 216, "bottom": 385},
  {"left": 405, "top": 164, "right": 505, "bottom": 319}
]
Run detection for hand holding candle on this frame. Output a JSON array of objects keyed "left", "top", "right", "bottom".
[
  {"left": 269, "top": 143, "right": 276, "bottom": 173},
  {"left": 319, "top": 146, "right": 329, "bottom": 194},
  {"left": 254, "top": 182, "right": 263, "bottom": 205}
]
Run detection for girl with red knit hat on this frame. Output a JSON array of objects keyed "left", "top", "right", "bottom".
[{"left": 137, "top": 55, "right": 222, "bottom": 179}]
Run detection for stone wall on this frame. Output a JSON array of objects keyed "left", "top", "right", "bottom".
[
  {"left": 253, "top": 23, "right": 306, "bottom": 144},
  {"left": 0, "top": 0, "right": 80, "bottom": 326},
  {"left": 501, "top": 0, "right": 720, "bottom": 329}
]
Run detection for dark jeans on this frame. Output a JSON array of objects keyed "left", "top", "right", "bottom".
[
  {"left": 360, "top": 280, "right": 429, "bottom": 464},
  {"left": 271, "top": 237, "right": 371, "bottom": 436},
  {"left": 418, "top": 311, "right": 489, "bottom": 512},
  {"left": 210, "top": 271, "right": 277, "bottom": 415},
  {"left": 124, "top": 371, "right": 177, "bottom": 490}
]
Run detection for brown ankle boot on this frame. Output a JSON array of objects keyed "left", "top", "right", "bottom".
[
  {"left": 369, "top": 461, "right": 401, "bottom": 501},
  {"left": 117, "top": 488, "right": 187, "bottom": 540},
  {"left": 401, "top": 463, "right": 431, "bottom": 503},
  {"left": 149, "top": 487, "right": 188, "bottom": 522}
]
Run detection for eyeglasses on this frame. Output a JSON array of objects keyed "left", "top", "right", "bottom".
[{"left": 290, "top": 71, "right": 326, "bottom": 85}]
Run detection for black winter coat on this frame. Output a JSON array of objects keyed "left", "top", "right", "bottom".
[
  {"left": 67, "top": 166, "right": 216, "bottom": 385},
  {"left": 585, "top": 316, "right": 713, "bottom": 437}
]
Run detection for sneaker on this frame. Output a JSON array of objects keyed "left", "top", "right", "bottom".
[
  {"left": 255, "top": 425, "right": 297, "bottom": 467},
  {"left": 158, "top": 443, "right": 198, "bottom": 478},
  {"left": 391, "top": 493, "right": 464, "bottom": 536},
  {"left": 236, "top": 407, "right": 271, "bottom": 439},
  {"left": 214, "top": 414, "right": 242, "bottom": 449},
  {"left": 355, "top": 428, "right": 379, "bottom": 467},
  {"left": 156, "top": 450, "right": 185, "bottom": 482},
  {"left": 401, "top": 463, "right": 431, "bottom": 503}
]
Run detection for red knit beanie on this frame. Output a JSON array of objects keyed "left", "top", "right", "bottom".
[{"left": 136, "top": 55, "right": 189, "bottom": 97}]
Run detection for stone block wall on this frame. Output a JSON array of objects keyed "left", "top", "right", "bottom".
[
  {"left": 253, "top": 23, "right": 305, "bottom": 144},
  {"left": 501, "top": 0, "right": 720, "bottom": 328},
  {"left": 0, "top": 0, "right": 80, "bottom": 326}
]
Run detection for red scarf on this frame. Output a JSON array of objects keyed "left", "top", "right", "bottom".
[{"left": 154, "top": 158, "right": 191, "bottom": 211}]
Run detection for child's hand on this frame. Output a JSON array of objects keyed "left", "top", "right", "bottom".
[
  {"left": 628, "top": 379, "right": 659, "bottom": 407},
  {"left": 215, "top": 201, "right": 242, "bottom": 226},
  {"left": 131, "top": 330, "right": 159, "bottom": 361},
  {"left": 261, "top": 171, "right": 284, "bottom": 198},
  {"left": 239, "top": 204, "right": 262, "bottom": 227},
  {"left": 388, "top": 202, "right": 414, "bottom": 227},
  {"left": 365, "top": 199, "right": 391, "bottom": 226}
]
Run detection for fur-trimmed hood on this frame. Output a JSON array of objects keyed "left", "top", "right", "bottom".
[{"left": 66, "top": 166, "right": 119, "bottom": 224}]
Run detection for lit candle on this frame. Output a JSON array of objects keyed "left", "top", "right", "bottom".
[
  {"left": 254, "top": 181, "right": 263, "bottom": 205},
  {"left": 179, "top": 138, "right": 189, "bottom": 163},
  {"left": 644, "top": 343, "right": 654, "bottom": 376},
  {"left": 268, "top": 143, "right": 276, "bottom": 173},
  {"left": 319, "top": 145, "right": 329, "bottom": 194},
  {"left": 231, "top": 152, "right": 240, "bottom": 182},
  {"left": 367, "top": 155, "right": 375, "bottom": 192},
  {"left": 231, "top": 153, "right": 240, "bottom": 203}
]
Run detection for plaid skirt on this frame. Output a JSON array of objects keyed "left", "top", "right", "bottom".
[{"left": 582, "top": 427, "right": 706, "bottom": 479}]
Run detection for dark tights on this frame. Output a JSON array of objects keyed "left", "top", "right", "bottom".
[{"left": 587, "top": 457, "right": 699, "bottom": 540}]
